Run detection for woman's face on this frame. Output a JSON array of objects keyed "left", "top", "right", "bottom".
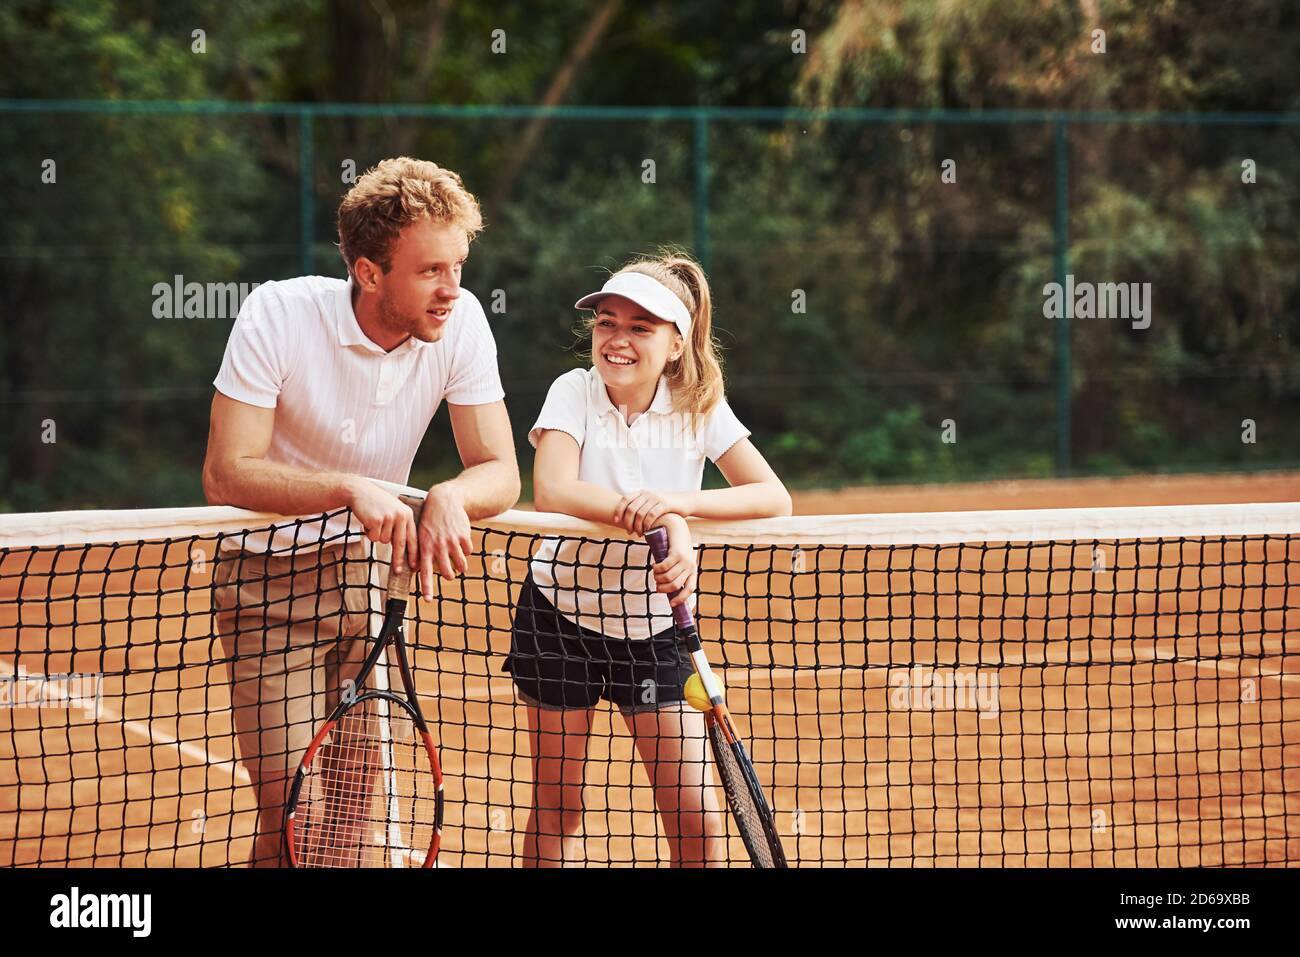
[{"left": 591, "top": 294, "right": 683, "bottom": 389}]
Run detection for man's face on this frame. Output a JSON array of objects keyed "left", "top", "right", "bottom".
[{"left": 372, "top": 218, "right": 470, "bottom": 343}]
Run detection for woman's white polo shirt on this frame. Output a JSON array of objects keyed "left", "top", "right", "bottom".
[{"left": 527, "top": 367, "right": 749, "bottom": 639}]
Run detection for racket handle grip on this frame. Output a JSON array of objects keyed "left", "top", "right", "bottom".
[
  {"left": 645, "top": 527, "right": 696, "bottom": 631},
  {"left": 387, "top": 568, "right": 417, "bottom": 602},
  {"left": 386, "top": 494, "right": 426, "bottom": 602}
]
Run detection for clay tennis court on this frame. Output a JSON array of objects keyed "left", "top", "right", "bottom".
[{"left": 2, "top": 472, "right": 1298, "bottom": 867}]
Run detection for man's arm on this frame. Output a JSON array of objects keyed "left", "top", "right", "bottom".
[
  {"left": 203, "top": 392, "right": 350, "bottom": 513},
  {"left": 411, "top": 399, "right": 521, "bottom": 593},
  {"left": 201, "top": 391, "right": 422, "bottom": 572},
  {"left": 441, "top": 399, "right": 521, "bottom": 520}
]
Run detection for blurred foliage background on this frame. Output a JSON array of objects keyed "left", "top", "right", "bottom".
[{"left": 1, "top": 0, "right": 1298, "bottom": 510}]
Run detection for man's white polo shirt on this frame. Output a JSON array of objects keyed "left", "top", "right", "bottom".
[
  {"left": 213, "top": 275, "right": 504, "bottom": 550},
  {"left": 527, "top": 367, "right": 750, "bottom": 639}
]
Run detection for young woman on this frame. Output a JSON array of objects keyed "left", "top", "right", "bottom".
[{"left": 506, "top": 251, "right": 792, "bottom": 867}]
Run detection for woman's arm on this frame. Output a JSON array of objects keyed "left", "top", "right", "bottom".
[
  {"left": 613, "top": 438, "right": 792, "bottom": 532},
  {"left": 691, "top": 439, "right": 792, "bottom": 518},
  {"left": 531, "top": 429, "right": 626, "bottom": 525}
]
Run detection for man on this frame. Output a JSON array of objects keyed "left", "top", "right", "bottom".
[{"left": 202, "top": 157, "right": 519, "bottom": 866}]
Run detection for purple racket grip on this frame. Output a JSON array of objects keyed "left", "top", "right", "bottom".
[{"left": 645, "top": 527, "right": 696, "bottom": 631}]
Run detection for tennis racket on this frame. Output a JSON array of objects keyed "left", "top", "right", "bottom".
[
  {"left": 284, "top": 498, "right": 444, "bottom": 868},
  {"left": 645, "top": 526, "right": 788, "bottom": 868}
]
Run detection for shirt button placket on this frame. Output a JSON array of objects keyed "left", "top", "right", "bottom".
[
  {"left": 376, "top": 355, "right": 397, "bottom": 405},
  {"left": 624, "top": 429, "right": 642, "bottom": 486}
]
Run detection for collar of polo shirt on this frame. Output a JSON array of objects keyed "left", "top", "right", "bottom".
[
  {"left": 334, "top": 277, "right": 432, "bottom": 353},
  {"left": 574, "top": 272, "right": 693, "bottom": 339},
  {"left": 591, "top": 368, "right": 675, "bottom": 420}
]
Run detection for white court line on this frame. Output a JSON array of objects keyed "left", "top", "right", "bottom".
[
  {"left": 1, "top": 658, "right": 250, "bottom": 785},
  {"left": 7, "top": 646, "right": 1291, "bottom": 788}
]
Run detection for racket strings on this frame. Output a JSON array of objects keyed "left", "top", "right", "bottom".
[
  {"left": 708, "top": 723, "right": 779, "bottom": 868},
  {"left": 293, "top": 703, "right": 433, "bottom": 868}
]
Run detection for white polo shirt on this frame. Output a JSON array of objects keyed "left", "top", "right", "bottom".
[
  {"left": 528, "top": 367, "right": 750, "bottom": 639},
  {"left": 213, "top": 275, "right": 504, "bottom": 551}
]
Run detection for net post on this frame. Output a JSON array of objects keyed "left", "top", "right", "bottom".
[
  {"left": 1052, "top": 116, "right": 1071, "bottom": 477},
  {"left": 299, "top": 109, "right": 314, "bottom": 276},
  {"left": 693, "top": 111, "right": 711, "bottom": 273}
]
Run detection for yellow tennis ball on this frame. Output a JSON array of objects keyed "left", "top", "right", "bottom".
[{"left": 684, "top": 673, "right": 724, "bottom": 711}]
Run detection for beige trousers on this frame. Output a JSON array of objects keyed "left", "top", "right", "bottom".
[{"left": 214, "top": 540, "right": 388, "bottom": 867}]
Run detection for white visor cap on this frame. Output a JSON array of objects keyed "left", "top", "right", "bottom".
[{"left": 574, "top": 272, "right": 692, "bottom": 339}]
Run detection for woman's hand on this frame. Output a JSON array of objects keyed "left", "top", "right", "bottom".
[
  {"left": 613, "top": 489, "right": 695, "bottom": 535},
  {"left": 650, "top": 512, "right": 697, "bottom": 607}
]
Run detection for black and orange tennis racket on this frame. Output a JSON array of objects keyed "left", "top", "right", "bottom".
[
  {"left": 284, "top": 506, "right": 443, "bottom": 868},
  {"left": 646, "top": 526, "right": 788, "bottom": 868}
]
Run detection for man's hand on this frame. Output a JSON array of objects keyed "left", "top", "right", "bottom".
[
  {"left": 414, "top": 483, "right": 474, "bottom": 596},
  {"left": 346, "top": 479, "right": 421, "bottom": 577},
  {"left": 651, "top": 512, "right": 697, "bottom": 608},
  {"left": 614, "top": 489, "right": 695, "bottom": 536}
]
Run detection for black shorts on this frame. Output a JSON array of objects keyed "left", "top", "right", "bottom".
[{"left": 503, "top": 576, "right": 693, "bottom": 713}]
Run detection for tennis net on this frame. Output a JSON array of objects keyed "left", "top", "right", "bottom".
[{"left": 2, "top": 490, "right": 1298, "bottom": 867}]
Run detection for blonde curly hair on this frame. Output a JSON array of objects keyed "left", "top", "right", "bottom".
[{"left": 336, "top": 157, "right": 483, "bottom": 276}]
